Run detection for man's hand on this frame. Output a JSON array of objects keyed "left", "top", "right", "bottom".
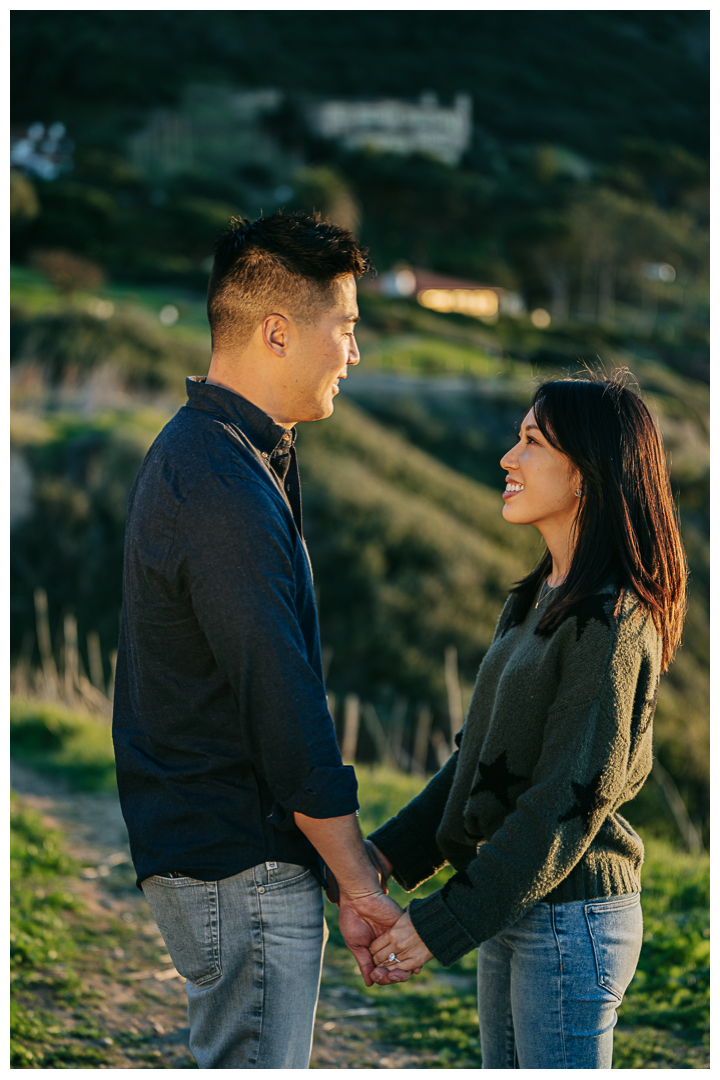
[
  {"left": 324, "top": 839, "right": 390, "bottom": 905},
  {"left": 370, "top": 909, "right": 434, "bottom": 983},
  {"left": 338, "top": 891, "right": 415, "bottom": 987},
  {"left": 292, "top": 811, "right": 419, "bottom": 985}
]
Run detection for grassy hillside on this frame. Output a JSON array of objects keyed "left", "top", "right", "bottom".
[
  {"left": 10, "top": 270, "right": 708, "bottom": 837},
  {"left": 299, "top": 396, "right": 539, "bottom": 704}
]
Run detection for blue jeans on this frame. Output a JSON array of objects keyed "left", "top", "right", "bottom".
[
  {"left": 141, "top": 862, "right": 327, "bottom": 1068},
  {"left": 478, "top": 893, "right": 643, "bottom": 1068}
]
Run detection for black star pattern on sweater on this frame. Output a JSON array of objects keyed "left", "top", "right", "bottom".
[
  {"left": 566, "top": 595, "right": 615, "bottom": 642},
  {"left": 442, "top": 869, "right": 472, "bottom": 898},
  {"left": 470, "top": 750, "right": 527, "bottom": 808},
  {"left": 558, "top": 770, "right": 611, "bottom": 836},
  {"left": 533, "top": 592, "right": 616, "bottom": 642}
]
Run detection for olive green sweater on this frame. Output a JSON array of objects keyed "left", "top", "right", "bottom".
[{"left": 369, "top": 584, "right": 661, "bottom": 967}]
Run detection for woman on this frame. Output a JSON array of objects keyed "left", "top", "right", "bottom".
[{"left": 366, "top": 370, "right": 687, "bottom": 1069}]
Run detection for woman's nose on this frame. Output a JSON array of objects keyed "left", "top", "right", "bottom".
[{"left": 500, "top": 445, "right": 517, "bottom": 471}]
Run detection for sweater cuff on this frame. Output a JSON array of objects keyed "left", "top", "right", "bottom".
[
  {"left": 368, "top": 816, "right": 445, "bottom": 892},
  {"left": 408, "top": 888, "right": 477, "bottom": 968}
]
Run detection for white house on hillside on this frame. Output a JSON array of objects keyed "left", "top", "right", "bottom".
[{"left": 307, "top": 91, "right": 472, "bottom": 167}]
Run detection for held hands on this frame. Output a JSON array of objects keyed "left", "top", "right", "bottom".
[
  {"left": 370, "top": 909, "right": 434, "bottom": 983},
  {"left": 294, "top": 813, "right": 423, "bottom": 987},
  {"left": 338, "top": 889, "right": 416, "bottom": 987},
  {"left": 335, "top": 840, "right": 425, "bottom": 986}
]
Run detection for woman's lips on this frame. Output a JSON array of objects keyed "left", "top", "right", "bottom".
[{"left": 502, "top": 483, "right": 524, "bottom": 501}]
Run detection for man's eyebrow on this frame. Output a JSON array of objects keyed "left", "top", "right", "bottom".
[{"left": 346, "top": 314, "right": 360, "bottom": 323}]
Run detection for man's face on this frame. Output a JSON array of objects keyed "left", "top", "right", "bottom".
[{"left": 287, "top": 274, "right": 360, "bottom": 422}]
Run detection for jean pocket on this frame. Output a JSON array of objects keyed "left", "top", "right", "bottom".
[
  {"left": 262, "top": 863, "right": 313, "bottom": 892},
  {"left": 584, "top": 893, "right": 643, "bottom": 1001},
  {"left": 141, "top": 876, "right": 222, "bottom": 986}
]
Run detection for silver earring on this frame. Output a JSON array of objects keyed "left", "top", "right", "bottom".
[{"left": 575, "top": 488, "right": 582, "bottom": 498}]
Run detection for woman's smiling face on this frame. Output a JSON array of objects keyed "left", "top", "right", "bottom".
[{"left": 500, "top": 408, "right": 582, "bottom": 532}]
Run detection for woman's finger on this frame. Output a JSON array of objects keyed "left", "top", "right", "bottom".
[
  {"left": 371, "top": 939, "right": 399, "bottom": 962},
  {"left": 370, "top": 930, "right": 393, "bottom": 954},
  {"left": 395, "top": 956, "right": 421, "bottom": 971}
]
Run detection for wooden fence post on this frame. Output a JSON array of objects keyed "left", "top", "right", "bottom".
[
  {"left": 34, "top": 587, "right": 59, "bottom": 698},
  {"left": 63, "top": 614, "right": 79, "bottom": 704},
  {"left": 413, "top": 703, "right": 432, "bottom": 776},
  {"left": 87, "top": 630, "right": 105, "bottom": 691},
  {"left": 431, "top": 729, "right": 452, "bottom": 768},
  {"left": 341, "top": 693, "right": 360, "bottom": 764},
  {"left": 391, "top": 696, "right": 408, "bottom": 767},
  {"left": 651, "top": 757, "right": 704, "bottom": 853},
  {"left": 445, "top": 644, "right": 464, "bottom": 739},
  {"left": 108, "top": 650, "right": 118, "bottom": 703},
  {"left": 363, "top": 703, "right": 397, "bottom": 768}
]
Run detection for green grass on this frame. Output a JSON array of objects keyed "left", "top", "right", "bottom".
[
  {"left": 11, "top": 263, "right": 212, "bottom": 342},
  {"left": 10, "top": 799, "right": 111, "bottom": 1067},
  {"left": 349, "top": 766, "right": 709, "bottom": 1068},
  {"left": 357, "top": 331, "right": 526, "bottom": 380},
  {"left": 9, "top": 718, "right": 709, "bottom": 1068},
  {"left": 10, "top": 792, "right": 189, "bottom": 1068},
  {"left": 11, "top": 698, "right": 117, "bottom": 791}
]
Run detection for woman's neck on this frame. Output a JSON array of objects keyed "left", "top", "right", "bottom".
[{"left": 538, "top": 524, "right": 575, "bottom": 587}]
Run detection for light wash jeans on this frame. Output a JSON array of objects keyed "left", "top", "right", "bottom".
[
  {"left": 478, "top": 892, "right": 643, "bottom": 1068},
  {"left": 141, "top": 861, "right": 326, "bottom": 1069}
]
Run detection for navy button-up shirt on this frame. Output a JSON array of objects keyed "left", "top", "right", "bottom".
[{"left": 112, "top": 377, "right": 358, "bottom": 887}]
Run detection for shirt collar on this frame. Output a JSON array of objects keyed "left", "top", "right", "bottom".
[{"left": 185, "top": 376, "right": 296, "bottom": 455}]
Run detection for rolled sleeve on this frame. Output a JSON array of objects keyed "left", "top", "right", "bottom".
[{"left": 274, "top": 764, "right": 359, "bottom": 819}]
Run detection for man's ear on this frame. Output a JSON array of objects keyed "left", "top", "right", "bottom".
[{"left": 262, "top": 314, "right": 288, "bottom": 358}]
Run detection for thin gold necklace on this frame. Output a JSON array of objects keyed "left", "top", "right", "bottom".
[{"left": 535, "top": 578, "right": 555, "bottom": 609}]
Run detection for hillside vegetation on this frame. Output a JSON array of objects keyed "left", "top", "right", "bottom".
[{"left": 10, "top": 270, "right": 708, "bottom": 841}]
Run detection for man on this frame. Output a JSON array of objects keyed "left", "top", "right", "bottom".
[{"left": 112, "top": 212, "right": 408, "bottom": 1069}]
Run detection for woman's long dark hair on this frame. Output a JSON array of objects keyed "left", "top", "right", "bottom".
[{"left": 507, "top": 369, "right": 687, "bottom": 672}]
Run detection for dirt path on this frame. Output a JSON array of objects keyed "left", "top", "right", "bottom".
[{"left": 11, "top": 763, "right": 436, "bottom": 1069}]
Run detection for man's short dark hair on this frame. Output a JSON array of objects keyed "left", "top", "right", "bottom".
[{"left": 207, "top": 211, "right": 374, "bottom": 352}]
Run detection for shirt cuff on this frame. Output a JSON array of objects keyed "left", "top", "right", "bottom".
[
  {"left": 368, "top": 816, "right": 446, "bottom": 892},
  {"left": 272, "top": 764, "right": 359, "bottom": 819},
  {"left": 408, "top": 887, "right": 478, "bottom": 968}
]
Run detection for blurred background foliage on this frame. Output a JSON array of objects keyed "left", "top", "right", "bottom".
[{"left": 11, "top": 10, "right": 708, "bottom": 848}]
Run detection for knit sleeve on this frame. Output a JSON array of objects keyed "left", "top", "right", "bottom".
[
  {"left": 407, "top": 600, "right": 653, "bottom": 966},
  {"left": 367, "top": 749, "right": 459, "bottom": 891}
]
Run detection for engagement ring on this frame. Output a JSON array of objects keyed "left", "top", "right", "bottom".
[{"left": 387, "top": 953, "right": 397, "bottom": 963}]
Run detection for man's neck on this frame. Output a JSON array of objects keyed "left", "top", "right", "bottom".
[{"left": 205, "top": 370, "right": 295, "bottom": 429}]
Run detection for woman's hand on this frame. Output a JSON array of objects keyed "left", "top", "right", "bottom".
[
  {"left": 370, "top": 909, "right": 433, "bottom": 983},
  {"left": 338, "top": 891, "right": 413, "bottom": 986}
]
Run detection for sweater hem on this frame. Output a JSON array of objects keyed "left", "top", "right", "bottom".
[{"left": 541, "top": 858, "right": 641, "bottom": 905}]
